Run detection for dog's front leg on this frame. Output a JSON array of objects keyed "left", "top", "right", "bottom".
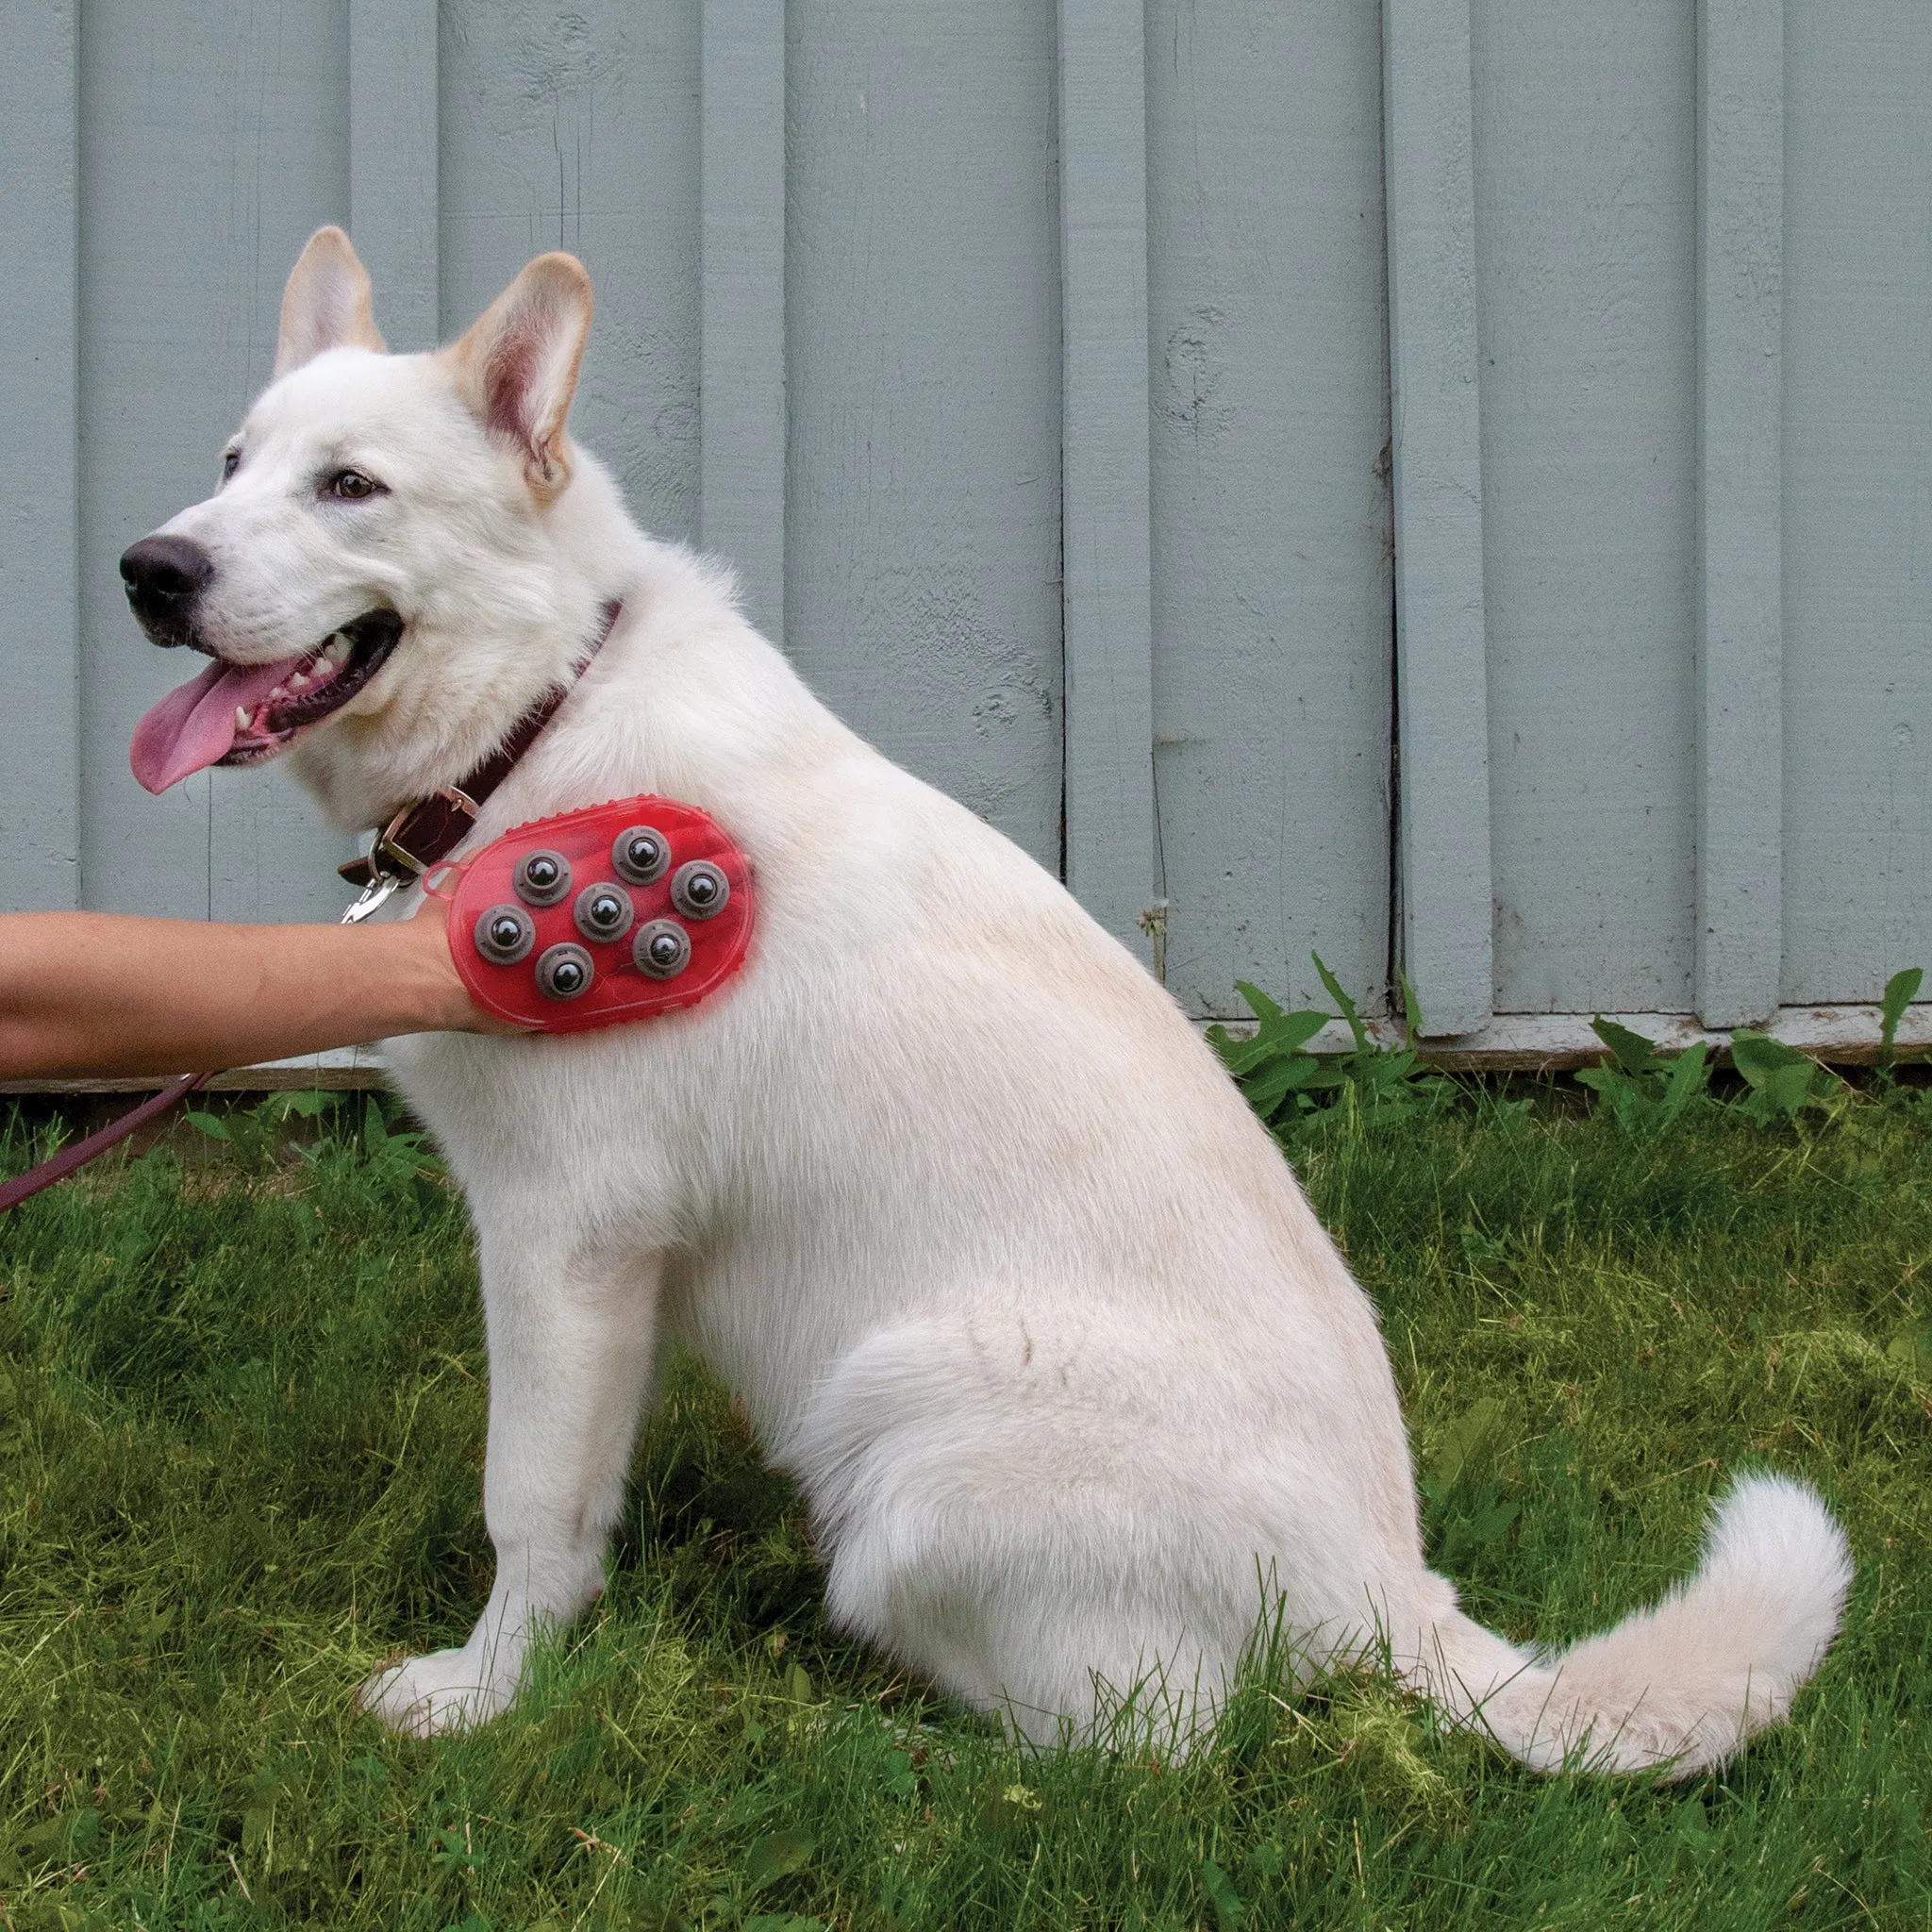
[{"left": 358, "top": 1232, "right": 661, "bottom": 1737}]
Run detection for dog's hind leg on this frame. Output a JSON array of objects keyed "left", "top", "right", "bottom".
[
  {"left": 786, "top": 1310, "right": 1307, "bottom": 1750},
  {"left": 358, "top": 1230, "right": 661, "bottom": 1737}
]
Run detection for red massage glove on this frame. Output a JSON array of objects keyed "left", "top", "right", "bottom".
[{"left": 429, "top": 796, "right": 754, "bottom": 1033}]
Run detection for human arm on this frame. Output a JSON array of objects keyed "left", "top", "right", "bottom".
[{"left": 0, "top": 895, "right": 519, "bottom": 1081}]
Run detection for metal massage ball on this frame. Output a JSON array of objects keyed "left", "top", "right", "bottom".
[
  {"left": 473, "top": 904, "right": 536, "bottom": 965},
  {"left": 513, "top": 848, "right": 572, "bottom": 907},
  {"left": 611, "top": 824, "right": 670, "bottom": 886},
  {"left": 632, "top": 918, "right": 691, "bottom": 980},
  {"left": 670, "top": 858, "right": 729, "bottom": 920},
  {"left": 534, "top": 941, "right": 594, "bottom": 1001},
  {"left": 574, "top": 881, "right": 635, "bottom": 943}
]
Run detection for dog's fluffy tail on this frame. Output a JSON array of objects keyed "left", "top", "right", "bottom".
[{"left": 1407, "top": 1474, "right": 1852, "bottom": 1776}]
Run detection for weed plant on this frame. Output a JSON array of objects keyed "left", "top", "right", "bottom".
[{"left": 0, "top": 1006, "right": 1927, "bottom": 1926}]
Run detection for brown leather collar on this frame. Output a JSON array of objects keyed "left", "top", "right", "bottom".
[{"left": 339, "top": 598, "right": 622, "bottom": 908}]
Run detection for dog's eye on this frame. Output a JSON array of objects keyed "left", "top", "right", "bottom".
[
  {"left": 221, "top": 449, "right": 241, "bottom": 482},
  {"left": 326, "top": 469, "right": 383, "bottom": 501}
]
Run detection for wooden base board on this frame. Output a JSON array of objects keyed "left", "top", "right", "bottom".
[
  {"left": 5, "top": 1005, "right": 1928, "bottom": 1096},
  {"left": 1206, "top": 1005, "right": 1932, "bottom": 1073},
  {"left": 0, "top": 1046, "right": 386, "bottom": 1096}
]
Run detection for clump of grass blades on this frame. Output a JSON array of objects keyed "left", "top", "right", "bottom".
[{"left": 0, "top": 1079, "right": 1927, "bottom": 1928}]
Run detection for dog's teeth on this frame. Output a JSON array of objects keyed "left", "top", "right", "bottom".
[
  {"left": 235, "top": 707, "right": 252, "bottom": 731},
  {"left": 269, "top": 685, "right": 288, "bottom": 701},
  {"left": 289, "top": 672, "right": 309, "bottom": 689}
]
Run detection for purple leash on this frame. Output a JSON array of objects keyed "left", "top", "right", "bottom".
[{"left": 0, "top": 1071, "right": 211, "bottom": 1215}]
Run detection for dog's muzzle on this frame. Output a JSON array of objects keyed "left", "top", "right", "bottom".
[{"left": 120, "top": 535, "right": 215, "bottom": 648}]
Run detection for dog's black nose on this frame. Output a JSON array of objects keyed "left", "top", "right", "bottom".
[{"left": 119, "top": 535, "right": 214, "bottom": 643}]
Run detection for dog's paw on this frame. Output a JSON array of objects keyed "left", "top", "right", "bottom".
[{"left": 356, "top": 1646, "right": 518, "bottom": 1738}]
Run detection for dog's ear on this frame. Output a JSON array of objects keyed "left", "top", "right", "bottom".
[
  {"left": 275, "top": 227, "right": 385, "bottom": 377},
  {"left": 443, "top": 254, "right": 593, "bottom": 498}
]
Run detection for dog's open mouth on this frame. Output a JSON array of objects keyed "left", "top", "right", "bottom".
[{"left": 129, "top": 609, "right": 403, "bottom": 795}]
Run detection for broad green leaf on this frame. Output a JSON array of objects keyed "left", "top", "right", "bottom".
[
  {"left": 183, "top": 1108, "right": 231, "bottom": 1141},
  {"left": 1244, "top": 1841, "right": 1286, "bottom": 1881},
  {"left": 745, "top": 1827, "right": 815, "bottom": 1892},
  {"left": 1731, "top": 1030, "right": 1840, "bottom": 1122},
  {"left": 1399, "top": 971, "right": 1425, "bottom": 1039},
  {"left": 1729, "top": 1028, "right": 1810, "bottom": 1085},
  {"left": 1673, "top": 1794, "right": 1717, "bottom": 1859},
  {"left": 1590, "top": 1016, "right": 1661, "bottom": 1077},
  {"left": 1202, "top": 1856, "right": 1245, "bottom": 1931},
  {"left": 1579, "top": 1057, "right": 1671, "bottom": 1138},
  {"left": 1881, "top": 967, "right": 1923, "bottom": 1064},
  {"left": 1214, "top": 1032, "right": 1275, "bottom": 1077},
  {"left": 1244, "top": 1056, "right": 1324, "bottom": 1116},
  {"left": 1221, "top": 1008, "right": 1329, "bottom": 1078},
  {"left": 1234, "top": 979, "right": 1286, "bottom": 1024},
  {"left": 1888, "top": 1324, "right": 1932, "bottom": 1378},
  {"left": 1256, "top": 1008, "right": 1330, "bottom": 1055},
  {"left": 1428, "top": 1395, "right": 1506, "bottom": 1491},
  {"left": 1657, "top": 1041, "right": 1710, "bottom": 1125},
  {"left": 1764, "top": 1063, "right": 1819, "bottom": 1118},
  {"left": 1311, "top": 953, "right": 1369, "bottom": 1053},
  {"left": 1468, "top": 1494, "right": 1520, "bottom": 1549}
]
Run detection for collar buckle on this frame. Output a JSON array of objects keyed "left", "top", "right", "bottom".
[
  {"left": 374, "top": 786, "right": 478, "bottom": 877},
  {"left": 338, "top": 788, "right": 479, "bottom": 923}
]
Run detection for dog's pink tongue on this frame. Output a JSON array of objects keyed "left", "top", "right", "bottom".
[{"left": 129, "top": 655, "right": 305, "bottom": 794}]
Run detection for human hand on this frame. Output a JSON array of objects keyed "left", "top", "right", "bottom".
[{"left": 400, "top": 893, "right": 533, "bottom": 1037}]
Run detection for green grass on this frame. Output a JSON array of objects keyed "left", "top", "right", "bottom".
[{"left": 0, "top": 1089, "right": 1928, "bottom": 1930}]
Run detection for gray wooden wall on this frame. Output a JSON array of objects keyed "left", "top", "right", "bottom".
[{"left": 2, "top": 1, "right": 1927, "bottom": 1036}]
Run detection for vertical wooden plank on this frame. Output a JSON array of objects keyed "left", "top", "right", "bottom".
[
  {"left": 1782, "top": 7, "right": 1932, "bottom": 1004},
  {"left": 79, "top": 0, "right": 353, "bottom": 923},
  {"left": 350, "top": 0, "right": 440, "bottom": 352},
  {"left": 1145, "top": 5, "right": 1391, "bottom": 1021},
  {"left": 1693, "top": 0, "right": 1782, "bottom": 1027},
  {"left": 194, "top": 4, "right": 358, "bottom": 927},
  {"left": 701, "top": 0, "right": 786, "bottom": 644},
  {"left": 786, "top": 1, "right": 1061, "bottom": 868},
  {"left": 0, "top": 1, "right": 81, "bottom": 911},
  {"left": 1058, "top": 0, "right": 1155, "bottom": 961},
  {"left": 440, "top": 4, "right": 702, "bottom": 542},
  {"left": 1474, "top": 1, "right": 1699, "bottom": 1016},
  {"left": 1382, "top": 0, "right": 1491, "bottom": 1037}
]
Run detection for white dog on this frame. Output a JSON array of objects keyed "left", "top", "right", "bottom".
[{"left": 119, "top": 228, "right": 1851, "bottom": 1772}]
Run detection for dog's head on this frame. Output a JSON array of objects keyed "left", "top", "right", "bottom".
[{"left": 123, "top": 227, "right": 604, "bottom": 826}]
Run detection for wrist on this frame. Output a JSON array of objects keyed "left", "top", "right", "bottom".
[{"left": 401, "top": 897, "right": 527, "bottom": 1036}]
